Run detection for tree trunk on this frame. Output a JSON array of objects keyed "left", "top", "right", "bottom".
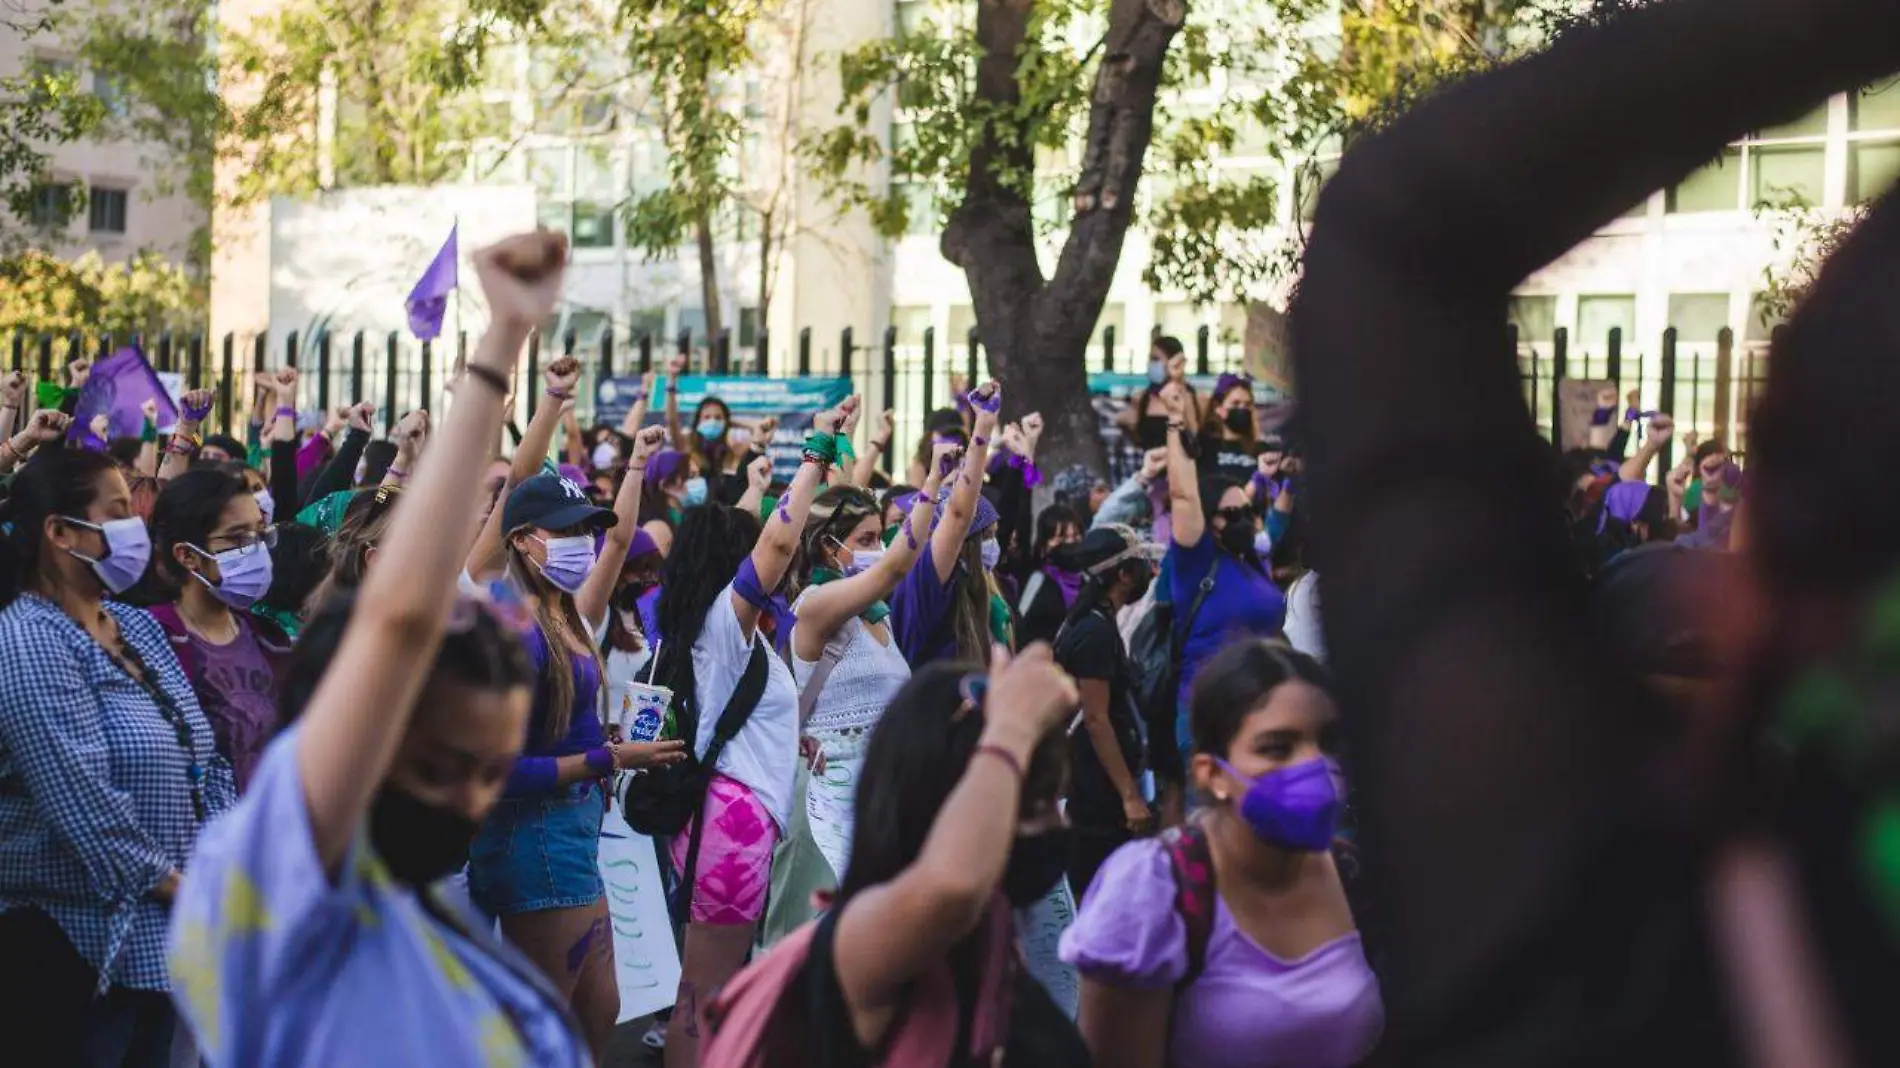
[
  {"left": 695, "top": 206, "right": 721, "bottom": 360},
  {"left": 944, "top": 0, "right": 1185, "bottom": 476}
]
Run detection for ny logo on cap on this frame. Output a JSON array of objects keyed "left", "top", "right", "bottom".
[{"left": 558, "top": 478, "right": 587, "bottom": 500}]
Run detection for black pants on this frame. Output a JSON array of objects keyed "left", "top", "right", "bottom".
[
  {"left": 0, "top": 908, "right": 178, "bottom": 1068},
  {"left": 1066, "top": 825, "right": 1132, "bottom": 906}
]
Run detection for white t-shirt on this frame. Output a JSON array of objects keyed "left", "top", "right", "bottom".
[
  {"left": 1284, "top": 571, "right": 1325, "bottom": 663},
  {"left": 690, "top": 584, "right": 800, "bottom": 830}
]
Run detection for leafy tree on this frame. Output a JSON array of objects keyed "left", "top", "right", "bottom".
[
  {"left": 1755, "top": 195, "right": 1869, "bottom": 327},
  {"left": 0, "top": 1, "right": 107, "bottom": 254},
  {"left": 0, "top": 249, "right": 201, "bottom": 336}
]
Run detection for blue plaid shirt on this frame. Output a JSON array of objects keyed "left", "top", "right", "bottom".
[{"left": 0, "top": 594, "right": 236, "bottom": 992}]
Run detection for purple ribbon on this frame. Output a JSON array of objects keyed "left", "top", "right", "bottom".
[
  {"left": 968, "top": 387, "right": 1002, "bottom": 415},
  {"left": 182, "top": 395, "right": 214, "bottom": 422}
]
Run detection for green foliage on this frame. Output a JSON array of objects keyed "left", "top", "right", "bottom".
[
  {"left": 1755, "top": 193, "right": 1867, "bottom": 326},
  {"left": 0, "top": 249, "right": 202, "bottom": 336},
  {"left": 0, "top": 1, "right": 108, "bottom": 253}
]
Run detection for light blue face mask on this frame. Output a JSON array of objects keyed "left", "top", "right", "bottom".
[
  {"left": 684, "top": 477, "right": 709, "bottom": 507},
  {"left": 696, "top": 419, "right": 727, "bottom": 441},
  {"left": 1148, "top": 360, "right": 1168, "bottom": 386},
  {"left": 979, "top": 539, "right": 1001, "bottom": 572}
]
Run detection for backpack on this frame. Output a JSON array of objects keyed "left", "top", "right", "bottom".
[
  {"left": 620, "top": 641, "right": 770, "bottom": 917},
  {"left": 1129, "top": 556, "right": 1220, "bottom": 727},
  {"left": 701, "top": 894, "right": 1018, "bottom": 1068},
  {"left": 1161, "top": 820, "right": 1376, "bottom": 987}
]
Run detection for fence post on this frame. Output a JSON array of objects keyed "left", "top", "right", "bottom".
[
  {"left": 419, "top": 340, "right": 434, "bottom": 416},
  {"left": 1102, "top": 325, "right": 1116, "bottom": 373},
  {"left": 317, "top": 332, "right": 333, "bottom": 413},
  {"left": 965, "top": 327, "right": 979, "bottom": 386},
  {"left": 1196, "top": 325, "right": 1211, "bottom": 375},
  {"left": 798, "top": 328, "right": 812, "bottom": 376},
  {"left": 1659, "top": 327, "right": 1678, "bottom": 476},
  {"left": 638, "top": 332, "right": 653, "bottom": 374},
  {"left": 754, "top": 328, "right": 769, "bottom": 377},
  {"left": 37, "top": 334, "right": 53, "bottom": 389},
  {"left": 716, "top": 328, "right": 732, "bottom": 375},
  {"left": 881, "top": 326, "right": 898, "bottom": 473},
  {"left": 156, "top": 333, "right": 173, "bottom": 374},
  {"left": 286, "top": 330, "right": 300, "bottom": 372},
  {"left": 675, "top": 328, "right": 692, "bottom": 371},
  {"left": 96, "top": 333, "right": 111, "bottom": 359},
  {"left": 1713, "top": 326, "right": 1735, "bottom": 452},
  {"left": 383, "top": 333, "right": 400, "bottom": 434},
  {"left": 186, "top": 334, "right": 203, "bottom": 391},
  {"left": 217, "top": 335, "right": 234, "bottom": 432},
  {"left": 840, "top": 327, "right": 855, "bottom": 380},
  {"left": 921, "top": 326, "right": 936, "bottom": 415},
  {"left": 563, "top": 327, "right": 577, "bottom": 361},
  {"left": 1550, "top": 327, "right": 1569, "bottom": 449},
  {"left": 526, "top": 332, "right": 542, "bottom": 422},
  {"left": 1606, "top": 326, "right": 1623, "bottom": 387},
  {"left": 600, "top": 327, "right": 615, "bottom": 382},
  {"left": 8, "top": 331, "right": 20, "bottom": 373}
]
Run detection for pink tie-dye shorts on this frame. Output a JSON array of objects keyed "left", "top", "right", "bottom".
[{"left": 669, "top": 772, "right": 781, "bottom": 925}]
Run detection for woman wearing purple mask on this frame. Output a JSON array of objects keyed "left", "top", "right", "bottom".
[{"left": 1062, "top": 639, "right": 1382, "bottom": 1068}]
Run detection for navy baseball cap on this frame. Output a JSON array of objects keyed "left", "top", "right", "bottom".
[{"left": 502, "top": 473, "right": 617, "bottom": 534}]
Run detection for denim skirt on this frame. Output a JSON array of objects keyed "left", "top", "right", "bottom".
[{"left": 468, "top": 780, "right": 607, "bottom": 916}]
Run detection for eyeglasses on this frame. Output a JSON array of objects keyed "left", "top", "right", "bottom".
[{"left": 204, "top": 525, "right": 277, "bottom": 554}]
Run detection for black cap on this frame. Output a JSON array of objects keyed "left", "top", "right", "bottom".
[
  {"left": 502, "top": 472, "right": 617, "bottom": 534},
  {"left": 1056, "top": 524, "right": 1162, "bottom": 576}
]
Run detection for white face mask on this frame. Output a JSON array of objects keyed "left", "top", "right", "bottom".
[{"left": 848, "top": 547, "right": 886, "bottom": 576}]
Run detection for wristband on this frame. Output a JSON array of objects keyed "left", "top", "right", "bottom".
[
  {"left": 182, "top": 396, "right": 214, "bottom": 422},
  {"left": 972, "top": 743, "right": 1024, "bottom": 782},
  {"left": 584, "top": 746, "right": 614, "bottom": 777},
  {"left": 463, "top": 364, "right": 510, "bottom": 395},
  {"left": 0, "top": 439, "right": 18, "bottom": 463},
  {"left": 546, "top": 386, "right": 573, "bottom": 401},
  {"left": 801, "top": 431, "right": 838, "bottom": 467},
  {"left": 628, "top": 390, "right": 648, "bottom": 402},
  {"left": 274, "top": 406, "right": 295, "bottom": 419},
  {"left": 836, "top": 435, "right": 856, "bottom": 461},
  {"left": 141, "top": 419, "right": 158, "bottom": 445},
  {"left": 968, "top": 388, "right": 1002, "bottom": 415},
  {"left": 387, "top": 466, "right": 409, "bottom": 480}
]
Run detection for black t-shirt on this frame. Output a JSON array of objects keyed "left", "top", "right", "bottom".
[
  {"left": 1054, "top": 609, "right": 1144, "bottom": 831},
  {"left": 1195, "top": 434, "right": 1259, "bottom": 484},
  {"left": 801, "top": 907, "right": 1092, "bottom": 1068}
]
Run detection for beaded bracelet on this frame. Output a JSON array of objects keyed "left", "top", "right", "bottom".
[
  {"left": 972, "top": 743, "right": 1024, "bottom": 782},
  {"left": 546, "top": 386, "right": 574, "bottom": 401}
]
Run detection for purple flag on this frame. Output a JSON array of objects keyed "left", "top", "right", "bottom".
[
  {"left": 405, "top": 224, "right": 458, "bottom": 341},
  {"left": 68, "top": 347, "right": 179, "bottom": 446}
]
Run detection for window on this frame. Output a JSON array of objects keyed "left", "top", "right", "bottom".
[
  {"left": 1751, "top": 145, "right": 1826, "bottom": 206},
  {"left": 628, "top": 308, "right": 668, "bottom": 343},
  {"left": 947, "top": 304, "right": 979, "bottom": 351},
  {"left": 1508, "top": 295, "right": 1557, "bottom": 343},
  {"left": 27, "top": 56, "right": 74, "bottom": 104},
  {"left": 90, "top": 71, "right": 126, "bottom": 118},
  {"left": 678, "top": 306, "right": 710, "bottom": 344},
  {"left": 628, "top": 133, "right": 669, "bottom": 198},
  {"left": 890, "top": 306, "right": 932, "bottom": 346},
  {"left": 1577, "top": 295, "right": 1636, "bottom": 347},
  {"left": 1670, "top": 108, "right": 1829, "bottom": 214},
  {"left": 28, "top": 183, "right": 75, "bottom": 228},
  {"left": 895, "top": 0, "right": 928, "bottom": 37},
  {"left": 528, "top": 146, "right": 570, "bottom": 198},
  {"left": 535, "top": 200, "right": 571, "bottom": 236},
  {"left": 1746, "top": 295, "right": 1783, "bottom": 343},
  {"left": 569, "top": 202, "right": 615, "bottom": 249},
  {"left": 1093, "top": 303, "right": 1127, "bottom": 354},
  {"left": 895, "top": 181, "right": 934, "bottom": 237},
  {"left": 1855, "top": 79, "right": 1900, "bottom": 131},
  {"left": 1668, "top": 294, "right": 1731, "bottom": 342},
  {"left": 1220, "top": 304, "right": 1249, "bottom": 347},
  {"left": 574, "top": 146, "right": 615, "bottom": 202},
  {"left": 738, "top": 306, "right": 759, "bottom": 348},
  {"left": 88, "top": 187, "right": 128, "bottom": 234},
  {"left": 1669, "top": 150, "right": 1742, "bottom": 213},
  {"left": 1296, "top": 156, "right": 1340, "bottom": 222},
  {"left": 1851, "top": 141, "right": 1900, "bottom": 204}
]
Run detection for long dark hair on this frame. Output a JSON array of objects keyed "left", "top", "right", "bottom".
[
  {"left": 308, "top": 487, "right": 401, "bottom": 613},
  {"left": 0, "top": 449, "right": 123, "bottom": 609},
  {"left": 504, "top": 520, "right": 604, "bottom": 748},
  {"left": 654, "top": 502, "right": 762, "bottom": 724},
  {"left": 947, "top": 535, "right": 995, "bottom": 665},
  {"left": 839, "top": 661, "right": 1066, "bottom": 904},
  {"left": 150, "top": 467, "right": 251, "bottom": 588},
  {"left": 261, "top": 522, "right": 332, "bottom": 618},
  {"left": 1032, "top": 505, "right": 1080, "bottom": 569},
  {"left": 279, "top": 593, "right": 532, "bottom": 730}
]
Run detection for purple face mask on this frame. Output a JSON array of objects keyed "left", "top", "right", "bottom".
[{"left": 1218, "top": 757, "right": 1341, "bottom": 853}]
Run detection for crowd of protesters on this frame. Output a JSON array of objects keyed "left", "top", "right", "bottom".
[{"left": 11, "top": 4, "right": 1900, "bottom": 1066}]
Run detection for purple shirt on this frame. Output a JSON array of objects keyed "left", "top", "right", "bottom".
[
  {"left": 1060, "top": 839, "right": 1384, "bottom": 1068},
  {"left": 890, "top": 541, "right": 959, "bottom": 664},
  {"left": 187, "top": 618, "right": 279, "bottom": 792},
  {"left": 503, "top": 626, "right": 605, "bottom": 797},
  {"left": 1168, "top": 533, "right": 1286, "bottom": 705}
]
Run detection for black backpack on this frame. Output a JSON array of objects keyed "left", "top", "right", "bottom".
[
  {"left": 1129, "top": 556, "right": 1221, "bottom": 727},
  {"left": 621, "top": 640, "right": 769, "bottom": 839}
]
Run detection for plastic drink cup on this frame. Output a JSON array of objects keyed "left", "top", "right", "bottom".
[{"left": 622, "top": 682, "right": 673, "bottom": 742}]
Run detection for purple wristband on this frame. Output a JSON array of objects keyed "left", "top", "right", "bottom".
[
  {"left": 274, "top": 406, "right": 295, "bottom": 418},
  {"left": 584, "top": 746, "right": 614, "bottom": 777},
  {"left": 968, "top": 388, "right": 1001, "bottom": 415},
  {"left": 183, "top": 397, "right": 214, "bottom": 421}
]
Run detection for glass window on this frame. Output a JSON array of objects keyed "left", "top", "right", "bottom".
[
  {"left": 896, "top": 181, "right": 934, "bottom": 236},
  {"left": 1508, "top": 295, "right": 1557, "bottom": 343},
  {"left": 1667, "top": 294, "right": 1731, "bottom": 342},
  {"left": 1577, "top": 295, "right": 1636, "bottom": 347},
  {"left": 890, "top": 305, "right": 933, "bottom": 346},
  {"left": 471, "top": 145, "right": 523, "bottom": 182},
  {"left": 895, "top": 0, "right": 927, "bottom": 36},
  {"left": 629, "top": 308, "right": 668, "bottom": 343},
  {"left": 570, "top": 202, "right": 615, "bottom": 248},
  {"left": 1219, "top": 303, "right": 1248, "bottom": 346},
  {"left": 88, "top": 187, "right": 128, "bottom": 234},
  {"left": 738, "top": 307, "right": 759, "bottom": 348},
  {"left": 1855, "top": 79, "right": 1900, "bottom": 131},
  {"left": 574, "top": 146, "right": 615, "bottom": 201},
  {"left": 1154, "top": 301, "right": 1202, "bottom": 343},
  {"left": 535, "top": 200, "right": 572, "bottom": 236},
  {"left": 90, "top": 71, "right": 126, "bottom": 118},
  {"left": 628, "top": 134, "right": 668, "bottom": 196},
  {"left": 528, "top": 146, "right": 570, "bottom": 198},
  {"left": 1851, "top": 141, "right": 1900, "bottom": 204},
  {"left": 29, "top": 183, "right": 74, "bottom": 227},
  {"left": 1094, "top": 303, "right": 1127, "bottom": 352},
  {"left": 1669, "top": 150, "right": 1741, "bottom": 213},
  {"left": 1750, "top": 145, "right": 1826, "bottom": 207},
  {"left": 678, "top": 306, "right": 710, "bottom": 345}
]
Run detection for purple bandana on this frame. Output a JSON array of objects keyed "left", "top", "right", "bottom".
[{"left": 1042, "top": 564, "right": 1083, "bottom": 609}]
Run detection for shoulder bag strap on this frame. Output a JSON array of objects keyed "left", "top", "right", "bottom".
[
  {"left": 677, "top": 641, "right": 773, "bottom": 926},
  {"left": 796, "top": 622, "right": 857, "bottom": 728},
  {"left": 1163, "top": 822, "right": 1217, "bottom": 988}
]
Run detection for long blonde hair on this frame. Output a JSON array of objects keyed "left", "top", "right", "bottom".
[{"left": 506, "top": 528, "right": 606, "bottom": 747}]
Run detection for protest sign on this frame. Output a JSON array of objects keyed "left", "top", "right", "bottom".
[
  {"left": 598, "top": 807, "right": 683, "bottom": 1021},
  {"left": 1086, "top": 372, "right": 1292, "bottom": 482},
  {"left": 1557, "top": 378, "right": 1618, "bottom": 453},
  {"left": 596, "top": 375, "right": 854, "bottom": 481}
]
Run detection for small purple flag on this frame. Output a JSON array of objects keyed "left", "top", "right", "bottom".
[
  {"left": 68, "top": 347, "right": 179, "bottom": 446},
  {"left": 405, "top": 224, "right": 459, "bottom": 341}
]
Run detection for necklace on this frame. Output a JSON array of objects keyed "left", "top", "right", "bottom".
[{"left": 99, "top": 616, "right": 208, "bottom": 823}]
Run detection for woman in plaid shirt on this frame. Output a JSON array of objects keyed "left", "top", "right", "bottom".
[{"left": 0, "top": 446, "right": 236, "bottom": 1067}]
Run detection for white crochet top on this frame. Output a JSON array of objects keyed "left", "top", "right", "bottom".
[{"left": 789, "top": 593, "right": 912, "bottom": 737}]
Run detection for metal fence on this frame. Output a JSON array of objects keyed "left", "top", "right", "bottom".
[
  {"left": 1513, "top": 323, "right": 1771, "bottom": 476},
  {"left": 3, "top": 323, "right": 1251, "bottom": 474}
]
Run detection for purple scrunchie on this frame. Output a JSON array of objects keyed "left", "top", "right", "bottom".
[{"left": 182, "top": 395, "right": 214, "bottom": 422}]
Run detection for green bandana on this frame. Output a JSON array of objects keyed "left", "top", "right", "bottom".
[
  {"left": 988, "top": 591, "right": 1013, "bottom": 647},
  {"left": 36, "top": 382, "right": 76, "bottom": 412},
  {"left": 298, "top": 489, "right": 357, "bottom": 535},
  {"left": 810, "top": 567, "right": 890, "bottom": 625},
  {"left": 250, "top": 603, "right": 303, "bottom": 643}
]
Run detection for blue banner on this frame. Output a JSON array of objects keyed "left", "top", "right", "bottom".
[{"left": 596, "top": 374, "right": 854, "bottom": 482}]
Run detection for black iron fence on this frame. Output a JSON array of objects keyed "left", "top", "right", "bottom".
[{"left": 1513, "top": 323, "right": 1771, "bottom": 477}]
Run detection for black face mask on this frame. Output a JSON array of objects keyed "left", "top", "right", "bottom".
[
  {"left": 369, "top": 785, "right": 480, "bottom": 888},
  {"left": 1224, "top": 407, "right": 1253, "bottom": 434},
  {"left": 1219, "top": 517, "right": 1258, "bottom": 557},
  {"left": 616, "top": 580, "right": 658, "bottom": 611},
  {"left": 1002, "top": 828, "right": 1072, "bottom": 907}
]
